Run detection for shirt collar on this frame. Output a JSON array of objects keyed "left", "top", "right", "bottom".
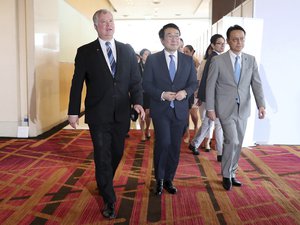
[
  {"left": 229, "top": 50, "right": 242, "bottom": 58},
  {"left": 164, "top": 50, "right": 178, "bottom": 59},
  {"left": 98, "top": 38, "right": 115, "bottom": 48}
]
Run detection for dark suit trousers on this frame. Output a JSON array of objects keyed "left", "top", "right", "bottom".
[
  {"left": 152, "top": 107, "right": 186, "bottom": 181},
  {"left": 88, "top": 121, "right": 128, "bottom": 204}
]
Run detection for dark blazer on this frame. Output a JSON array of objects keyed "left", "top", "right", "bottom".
[
  {"left": 142, "top": 51, "right": 197, "bottom": 120},
  {"left": 197, "top": 51, "right": 218, "bottom": 102},
  {"left": 68, "top": 39, "right": 143, "bottom": 124}
]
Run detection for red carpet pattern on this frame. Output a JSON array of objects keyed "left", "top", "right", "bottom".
[{"left": 0, "top": 129, "right": 299, "bottom": 225}]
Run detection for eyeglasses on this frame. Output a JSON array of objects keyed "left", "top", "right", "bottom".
[{"left": 165, "top": 34, "right": 180, "bottom": 40}]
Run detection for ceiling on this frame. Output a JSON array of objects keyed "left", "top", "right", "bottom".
[{"left": 65, "top": 0, "right": 211, "bottom": 21}]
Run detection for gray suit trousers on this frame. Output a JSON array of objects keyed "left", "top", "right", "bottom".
[{"left": 220, "top": 104, "right": 247, "bottom": 178}]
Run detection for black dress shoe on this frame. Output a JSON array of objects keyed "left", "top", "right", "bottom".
[
  {"left": 163, "top": 180, "right": 177, "bottom": 194},
  {"left": 222, "top": 177, "right": 232, "bottom": 191},
  {"left": 231, "top": 178, "right": 242, "bottom": 186},
  {"left": 205, "top": 148, "right": 210, "bottom": 152},
  {"left": 188, "top": 144, "right": 199, "bottom": 155},
  {"left": 155, "top": 179, "right": 164, "bottom": 195},
  {"left": 217, "top": 155, "right": 222, "bottom": 162},
  {"left": 102, "top": 203, "right": 116, "bottom": 219}
]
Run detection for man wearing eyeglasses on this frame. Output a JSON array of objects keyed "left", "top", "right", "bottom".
[
  {"left": 206, "top": 25, "right": 266, "bottom": 191},
  {"left": 143, "top": 23, "right": 197, "bottom": 196}
]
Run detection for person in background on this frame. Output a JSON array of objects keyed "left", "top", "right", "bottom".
[
  {"left": 136, "top": 53, "right": 141, "bottom": 63},
  {"left": 67, "top": 9, "right": 145, "bottom": 219},
  {"left": 183, "top": 45, "right": 200, "bottom": 143},
  {"left": 206, "top": 25, "right": 266, "bottom": 190},
  {"left": 143, "top": 23, "right": 197, "bottom": 196},
  {"left": 189, "top": 34, "right": 225, "bottom": 161},
  {"left": 138, "top": 48, "right": 152, "bottom": 141},
  {"left": 178, "top": 38, "right": 184, "bottom": 53},
  {"left": 197, "top": 45, "right": 213, "bottom": 148}
]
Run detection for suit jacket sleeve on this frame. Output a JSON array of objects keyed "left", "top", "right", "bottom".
[
  {"left": 205, "top": 56, "right": 218, "bottom": 111},
  {"left": 250, "top": 58, "right": 265, "bottom": 109}
]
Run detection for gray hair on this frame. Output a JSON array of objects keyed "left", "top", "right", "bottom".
[{"left": 92, "top": 9, "right": 111, "bottom": 25}]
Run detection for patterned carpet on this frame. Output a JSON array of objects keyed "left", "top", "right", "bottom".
[{"left": 0, "top": 129, "right": 299, "bottom": 225}]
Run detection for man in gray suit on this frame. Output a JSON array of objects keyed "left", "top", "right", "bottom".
[{"left": 206, "top": 25, "right": 266, "bottom": 191}]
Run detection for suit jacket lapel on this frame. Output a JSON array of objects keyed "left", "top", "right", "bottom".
[
  {"left": 94, "top": 39, "right": 112, "bottom": 75},
  {"left": 240, "top": 53, "right": 247, "bottom": 83},
  {"left": 174, "top": 53, "right": 182, "bottom": 83},
  {"left": 114, "top": 40, "right": 121, "bottom": 77},
  {"left": 224, "top": 51, "right": 236, "bottom": 84},
  {"left": 158, "top": 51, "right": 172, "bottom": 83}
]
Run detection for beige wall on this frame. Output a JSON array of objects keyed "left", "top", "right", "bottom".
[
  {"left": 0, "top": 0, "right": 90, "bottom": 137},
  {"left": 0, "top": 0, "right": 20, "bottom": 136}
]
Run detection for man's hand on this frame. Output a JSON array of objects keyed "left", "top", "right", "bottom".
[
  {"left": 207, "top": 110, "right": 216, "bottom": 121},
  {"left": 134, "top": 104, "right": 145, "bottom": 120},
  {"left": 68, "top": 115, "right": 79, "bottom": 129},
  {"left": 258, "top": 107, "right": 266, "bottom": 119},
  {"left": 162, "top": 92, "right": 176, "bottom": 101},
  {"left": 175, "top": 90, "right": 187, "bottom": 101}
]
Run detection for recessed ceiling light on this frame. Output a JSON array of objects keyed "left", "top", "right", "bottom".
[{"left": 152, "top": 0, "right": 161, "bottom": 4}]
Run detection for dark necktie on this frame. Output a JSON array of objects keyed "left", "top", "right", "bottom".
[
  {"left": 234, "top": 55, "right": 241, "bottom": 84},
  {"left": 105, "top": 42, "right": 116, "bottom": 76},
  {"left": 169, "top": 55, "right": 176, "bottom": 108}
]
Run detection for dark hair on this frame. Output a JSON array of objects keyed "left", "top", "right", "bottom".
[
  {"left": 204, "top": 45, "right": 213, "bottom": 60},
  {"left": 184, "top": 45, "right": 195, "bottom": 54},
  {"left": 226, "top": 24, "right": 246, "bottom": 39},
  {"left": 210, "top": 34, "right": 224, "bottom": 45},
  {"left": 139, "top": 48, "right": 151, "bottom": 56},
  {"left": 158, "top": 23, "right": 181, "bottom": 39}
]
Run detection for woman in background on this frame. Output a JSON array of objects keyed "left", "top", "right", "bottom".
[
  {"left": 183, "top": 45, "right": 200, "bottom": 143},
  {"left": 139, "top": 48, "right": 152, "bottom": 141}
]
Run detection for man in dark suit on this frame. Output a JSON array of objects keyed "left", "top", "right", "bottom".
[
  {"left": 68, "top": 9, "right": 144, "bottom": 219},
  {"left": 206, "top": 25, "right": 266, "bottom": 191},
  {"left": 142, "top": 23, "right": 197, "bottom": 196}
]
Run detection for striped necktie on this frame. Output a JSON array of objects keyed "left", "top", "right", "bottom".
[{"left": 105, "top": 42, "right": 116, "bottom": 76}]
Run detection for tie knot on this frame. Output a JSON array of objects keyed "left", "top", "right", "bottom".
[
  {"left": 235, "top": 55, "right": 240, "bottom": 61},
  {"left": 105, "top": 41, "right": 111, "bottom": 47},
  {"left": 169, "top": 54, "right": 174, "bottom": 60}
]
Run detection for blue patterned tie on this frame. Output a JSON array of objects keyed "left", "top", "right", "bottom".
[
  {"left": 105, "top": 42, "right": 116, "bottom": 76},
  {"left": 234, "top": 55, "right": 241, "bottom": 84},
  {"left": 169, "top": 55, "right": 176, "bottom": 108}
]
